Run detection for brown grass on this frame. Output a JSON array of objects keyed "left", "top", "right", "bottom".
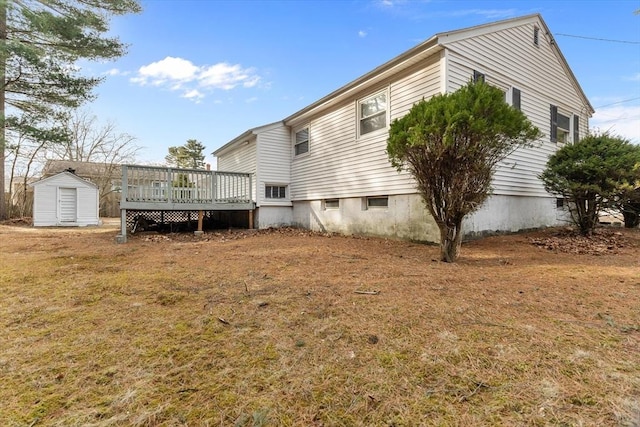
[{"left": 0, "top": 222, "right": 639, "bottom": 426}]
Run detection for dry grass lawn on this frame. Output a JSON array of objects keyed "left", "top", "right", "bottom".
[{"left": 0, "top": 221, "right": 639, "bottom": 426}]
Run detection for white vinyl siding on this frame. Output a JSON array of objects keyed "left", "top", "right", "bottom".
[
  {"left": 290, "top": 55, "right": 441, "bottom": 201},
  {"left": 217, "top": 138, "right": 257, "bottom": 202},
  {"left": 442, "top": 21, "right": 590, "bottom": 197},
  {"left": 257, "top": 125, "right": 291, "bottom": 206},
  {"left": 217, "top": 140, "right": 257, "bottom": 173},
  {"left": 31, "top": 172, "right": 99, "bottom": 226}
]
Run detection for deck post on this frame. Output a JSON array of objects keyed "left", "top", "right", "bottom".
[
  {"left": 116, "top": 208, "right": 127, "bottom": 243},
  {"left": 249, "top": 209, "right": 254, "bottom": 229},
  {"left": 195, "top": 210, "right": 204, "bottom": 236}
]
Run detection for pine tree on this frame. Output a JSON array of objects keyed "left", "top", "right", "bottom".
[
  {"left": 0, "top": 0, "right": 141, "bottom": 219},
  {"left": 165, "top": 139, "right": 207, "bottom": 169},
  {"left": 387, "top": 81, "right": 541, "bottom": 262}
]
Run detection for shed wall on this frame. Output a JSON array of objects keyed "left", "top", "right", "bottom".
[{"left": 32, "top": 174, "right": 99, "bottom": 227}]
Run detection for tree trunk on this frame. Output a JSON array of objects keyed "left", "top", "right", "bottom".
[
  {"left": 438, "top": 219, "right": 464, "bottom": 262},
  {"left": 0, "top": 1, "right": 7, "bottom": 220},
  {"left": 623, "top": 208, "right": 640, "bottom": 228}
]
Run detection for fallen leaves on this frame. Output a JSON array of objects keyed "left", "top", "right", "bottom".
[{"left": 529, "top": 228, "right": 629, "bottom": 255}]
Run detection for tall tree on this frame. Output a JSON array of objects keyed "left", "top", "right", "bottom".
[
  {"left": 165, "top": 139, "right": 206, "bottom": 169},
  {"left": 5, "top": 110, "right": 68, "bottom": 216},
  {"left": 540, "top": 133, "right": 640, "bottom": 235},
  {"left": 0, "top": 0, "right": 141, "bottom": 219},
  {"left": 387, "top": 81, "right": 541, "bottom": 262}
]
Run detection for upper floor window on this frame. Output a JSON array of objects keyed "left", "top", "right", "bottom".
[
  {"left": 473, "top": 70, "right": 485, "bottom": 83},
  {"left": 511, "top": 87, "right": 521, "bottom": 111},
  {"left": 550, "top": 105, "right": 576, "bottom": 144},
  {"left": 358, "top": 90, "right": 387, "bottom": 136},
  {"left": 294, "top": 127, "right": 309, "bottom": 156}
]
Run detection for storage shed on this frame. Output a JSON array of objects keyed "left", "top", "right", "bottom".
[{"left": 30, "top": 171, "right": 100, "bottom": 227}]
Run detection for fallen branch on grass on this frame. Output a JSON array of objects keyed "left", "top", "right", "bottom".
[{"left": 354, "top": 290, "right": 380, "bottom": 295}]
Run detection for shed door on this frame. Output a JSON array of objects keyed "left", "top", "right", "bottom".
[{"left": 59, "top": 187, "right": 77, "bottom": 222}]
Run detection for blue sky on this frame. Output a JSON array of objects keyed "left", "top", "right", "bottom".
[{"left": 84, "top": 0, "right": 640, "bottom": 166}]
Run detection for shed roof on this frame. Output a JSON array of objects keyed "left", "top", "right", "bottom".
[{"left": 30, "top": 171, "right": 99, "bottom": 189}]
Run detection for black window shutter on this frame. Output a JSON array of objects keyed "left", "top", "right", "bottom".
[
  {"left": 512, "top": 88, "right": 521, "bottom": 111},
  {"left": 473, "top": 70, "right": 485, "bottom": 83},
  {"left": 550, "top": 105, "right": 558, "bottom": 143},
  {"left": 573, "top": 115, "right": 579, "bottom": 142}
]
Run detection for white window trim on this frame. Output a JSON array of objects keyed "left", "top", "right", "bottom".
[
  {"left": 323, "top": 198, "right": 339, "bottom": 210},
  {"left": 363, "top": 196, "right": 389, "bottom": 210},
  {"left": 293, "top": 125, "right": 310, "bottom": 158},
  {"left": 357, "top": 87, "right": 390, "bottom": 140},
  {"left": 264, "top": 184, "right": 288, "bottom": 200},
  {"left": 557, "top": 109, "right": 572, "bottom": 144}
]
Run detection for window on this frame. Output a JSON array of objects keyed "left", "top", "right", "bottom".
[
  {"left": 556, "top": 198, "right": 564, "bottom": 208},
  {"left": 265, "top": 185, "right": 286, "bottom": 199},
  {"left": 533, "top": 26, "right": 540, "bottom": 46},
  {"left": 550, "top": 105, "right": 571, "bottom": 143},
  {"left": 511, "top": 87, "right": 521, "bottom": 111},
  {"left": 358, "top": 90, "right": 387, "bottom": 136},
  {"left": 366, "top": 196, "right": 389, "bottom": 209},
  {"left": 294, "top": 127, "right": 309, "bottom": 156},
  {"left": 324, "top": 199, "right": 339, "bottom": 210},
  {"left": 473, "top": 70, "right": 485, "bottom": 83}
]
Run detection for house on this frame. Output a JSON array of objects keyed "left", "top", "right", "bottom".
[
  {"left": 30, "top": 171, "right": 100, "bottom": 227},
  {"left": 213, "top": 14, "right": 594, "bottom": 243},
  {"left": 42, "top": 160, "right": 123, "bottom": 217}
]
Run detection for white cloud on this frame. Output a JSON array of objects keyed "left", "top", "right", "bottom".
[
  {"left": 198, "top": 63, "right": 259, "bottom": 90},
  {"left": 182, "top": 89, "right": 205, "bottom": 103},
  {"left": 591, "top": 105, "right": 640, "bottom": 144},
  {"left": 443, "top": 8, "right": 518, "bottom": 19},
  {"left": 132, "top": 57, "right": 199, "bottom": 86},
  {"left": 104, "top": 68, "right": 128, "bottom": 76},
  {"left": 130, "top": 56, "right": 261, "bottom": 102},
  {"left": 358, "top": 30, "right": 368, "bottom": 38},
  {"left": 627, "top": 73, "right": 640, "bottom": 81}
]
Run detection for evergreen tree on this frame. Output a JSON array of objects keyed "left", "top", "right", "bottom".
[
  {"left": 165, "top": 139, "right": 206, "bottom": 169},
  {"left": 387, "top": 81, "right": 541, "bottom": 262},
  {"left": 0, "top": 0, "right": 141, "bottom": 219},
  {"left": 540, "top": 133, "right": 640, "bottom": 235}
]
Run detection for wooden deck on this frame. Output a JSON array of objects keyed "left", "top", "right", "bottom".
[
  {"left": 117, "top": 165, "right": 255, "bottom": 242},
  {"left": 120, "top": 165, "right": 254, "bottom": 211}
]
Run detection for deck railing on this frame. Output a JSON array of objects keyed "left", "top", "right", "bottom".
[{"left": 120, "top": 165, "right": 253, "bottom": 208}]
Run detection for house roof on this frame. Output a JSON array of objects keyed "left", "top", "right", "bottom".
[
  {"left": 213, "top": 121, "right": 283, "bottom": 156},
  {"left": 434, "top": 14, "right": 594, "bottom": 115},
  {"left": 216, "top": 14, "right": 594, "bottom": 154},
  {"left": 30, "top": 171, "right": 99, "bottom": 189},
  {"left": 282, "top": 13, "right": 593, "bottom": 126},
  {"left": 42, "top": 160, "right": 122, "bottom": 178}
]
